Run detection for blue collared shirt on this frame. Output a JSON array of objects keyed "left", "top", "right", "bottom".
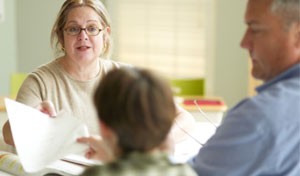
[{"left": 189, "top": 64, "right": 300, "bottom": 176}]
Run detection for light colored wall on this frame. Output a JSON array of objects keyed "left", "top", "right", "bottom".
[
  {"left": 16, "top": 0, "right": 61, "bottom": 73},
  {"left": 0, "top": 0, "right": 17, "bottom": 95},
  {"left": 214, "top": 0, "right": 249, "bottom": 108}
]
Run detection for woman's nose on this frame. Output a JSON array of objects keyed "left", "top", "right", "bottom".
[{"left": 77, "top": 30, "right": 88, "bottom": 41}]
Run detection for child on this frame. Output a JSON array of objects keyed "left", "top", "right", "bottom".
[{"left": 79, "top": 67, "right": 197, "bottom": 176}]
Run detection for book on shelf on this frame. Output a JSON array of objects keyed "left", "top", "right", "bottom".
[{"left": 3, "top": 98, "right": 101, "bottom": 175}]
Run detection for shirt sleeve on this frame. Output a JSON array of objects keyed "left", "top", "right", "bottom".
[{"left": 188, "top": 99, "right": 270, "bottom": 176}]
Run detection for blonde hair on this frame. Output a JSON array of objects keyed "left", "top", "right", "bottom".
[{"left": 51, "top": 0, "right": 112, "bottom": 58}]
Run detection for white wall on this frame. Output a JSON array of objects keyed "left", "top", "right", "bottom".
[
  {"left": 0, "top": 0, "right": 17, "bottom": 95},
  {"left": 16, "top": 0, "right": 62, "bottom": 73},
  {"left": 214, "top": 0, "right": 249, "bottom": 107}
]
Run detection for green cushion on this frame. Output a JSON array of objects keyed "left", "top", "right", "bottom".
[{"left": 10, "top": 73, "right": 27, "bottom": 98}]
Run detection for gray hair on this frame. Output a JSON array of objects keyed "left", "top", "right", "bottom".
[{"left": 271, "top": 0, "right": 299, "bottom": 28}]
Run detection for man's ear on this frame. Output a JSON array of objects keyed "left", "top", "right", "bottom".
[
  {"left": 295, "top": 22, "right": 300, "bottom": 47},
  {"left": 294, "top": 23, "right": 300, "bottom": 61}
]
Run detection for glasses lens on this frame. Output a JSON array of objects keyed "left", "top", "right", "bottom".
[
  {"left": 86, "top": 25, "right": 100, "bottom": 36},
  {"left": 65, "top": 26, "right": 80, "bottom": 35}
]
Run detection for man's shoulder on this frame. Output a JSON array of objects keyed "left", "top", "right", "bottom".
[{"left": 224, "top": 81, "right": 300, "bottom": 131}]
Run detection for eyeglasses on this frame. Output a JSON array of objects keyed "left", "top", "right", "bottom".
[{"left": 64, "top": 25, "right": 103, "bottom": 36}]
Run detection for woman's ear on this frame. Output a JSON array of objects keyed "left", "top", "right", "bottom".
[
  {"left": 59, "top": 40, "right": 65, "bottom": 52},
  {"left": 102, "top": 26, "right": 111, "bottom": 55},
  {"left": 105, "top": 26, "right": 111, "bottom": 35}
]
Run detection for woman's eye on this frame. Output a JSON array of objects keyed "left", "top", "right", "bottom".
[
  {"left": 69, "top": 26, "right": 79, "bottom": 32},
  {"left": 87, "top": 26, "right": 98, "bottom": 32}
]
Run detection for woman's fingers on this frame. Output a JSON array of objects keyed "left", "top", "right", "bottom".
[{"left": 36, "top": 100, "right": 57, "bottom": 117}]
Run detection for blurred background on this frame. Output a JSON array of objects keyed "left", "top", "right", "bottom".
[{"left": 0, "top": 0, "right": 253, "bottom": 109}]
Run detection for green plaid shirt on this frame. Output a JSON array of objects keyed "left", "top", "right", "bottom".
[{"left": 81, "top": 151, "right": 197, "bottom": 176}]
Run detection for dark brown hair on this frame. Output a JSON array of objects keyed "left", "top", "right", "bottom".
[{"left": 94, "top": 67, "right": 176, "bottom": 155}]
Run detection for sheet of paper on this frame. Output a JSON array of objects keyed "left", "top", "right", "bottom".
[
  {"left": 4, "top": 98, "right": 90, "bottom": 173},
  {"left": 62, "top": 154, "right": 102, "bottom": 166}
]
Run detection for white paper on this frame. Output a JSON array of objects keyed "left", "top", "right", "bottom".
[
  {"left": 4, "top": 98, "right": 90, "bottom": 173},
  {"left": 63, "top": 154, "right": 102, "bottom": 166}
]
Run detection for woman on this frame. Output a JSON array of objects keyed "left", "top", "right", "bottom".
[{"left": 2, "top": 0, "right": 195, "bottom": 152}]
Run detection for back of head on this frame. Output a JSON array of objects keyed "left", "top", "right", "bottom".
[
  {"left": 271, "top": 0, "right": 299, "bottom": 29},
  {"left": 51, "top": 0, "right": 112, "bottom": 57},
  {"left": 94, "top": 67, "right": 176, "bottom": 156}
]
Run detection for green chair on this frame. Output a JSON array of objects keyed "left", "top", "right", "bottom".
[
  {"left": 170, "top": 78, "right": 205, "bottom": 96},
  {"left": 10, "top": 73, "right": 27, "bottom": 98}
]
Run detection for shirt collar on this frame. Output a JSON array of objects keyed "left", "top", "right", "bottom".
[{"left": 256, "top": 63, "right": 300, "bottom": 93}]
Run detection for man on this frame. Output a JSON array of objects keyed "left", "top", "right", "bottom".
[{"left": 189, "top": 0, "right": 300, "bottom": 175}]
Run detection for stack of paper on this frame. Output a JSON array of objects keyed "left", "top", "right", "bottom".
[{"left": 4, "top": 98, "right": 92, "bottom": 174}]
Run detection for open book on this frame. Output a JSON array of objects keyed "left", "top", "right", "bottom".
[
  {"left": 4, "top": 98, "right": 101, "bottom": 175},
  {"left": 0, "top": 151, "right": 88, "bottom": 176}
]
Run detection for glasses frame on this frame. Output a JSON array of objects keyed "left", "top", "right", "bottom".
[{"left": 64, "top": 26, "right": 103, "bottom": 36}]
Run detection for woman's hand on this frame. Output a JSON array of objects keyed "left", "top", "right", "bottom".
[
  {"left": 36, "top": 100, "right": 57, "bottom": 117},
  {"left": 77, "top": 135, "right": 114, "bottom": 163},
  {"left": 3, "top": 100, "right": 57, "bottom": 146}
]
